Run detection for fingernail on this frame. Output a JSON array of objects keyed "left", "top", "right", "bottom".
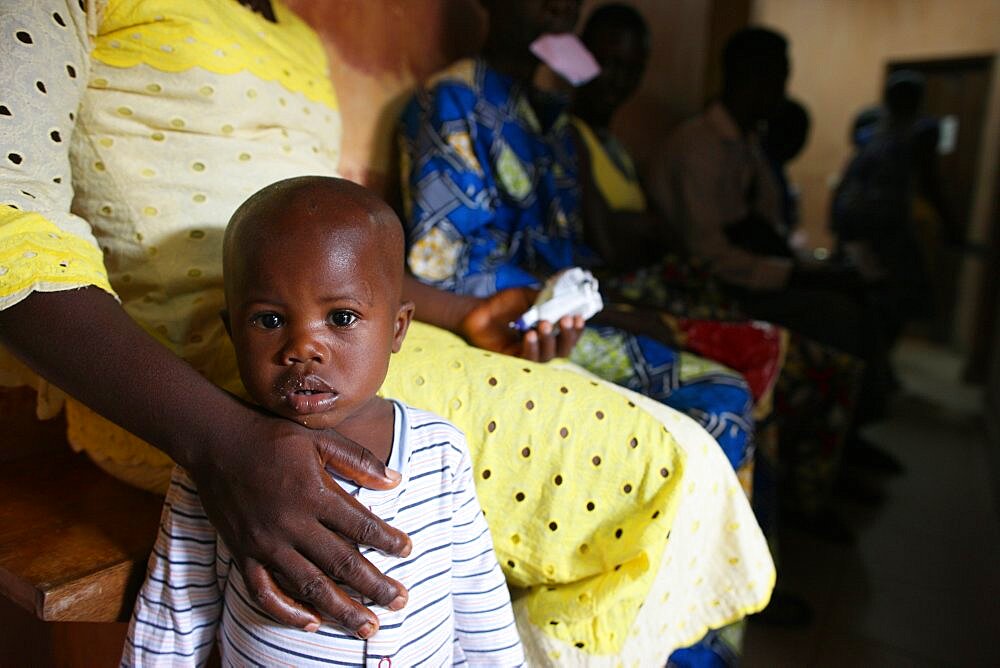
[
  {"left": 388, "top": 594, "right": 408, "bottom": 611},
  {"left": 385, "top": 468, "right": 401, "bottom": 483},
  {"left": 400, "top": 540, "right": 412, "bottom": 558},
  {"left": 358, "top": 621, "right": 378, "bottom": 639},
  {"left": 304, "top": 622, "right": 320, "bottom": 633}
]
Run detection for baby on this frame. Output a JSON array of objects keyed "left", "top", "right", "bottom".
[{"left": 122, "top": 176, "right": 524, "bottom": 666}]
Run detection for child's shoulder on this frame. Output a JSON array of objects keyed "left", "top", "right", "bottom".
[
  {"left": 396, "top": 401, "right": 462, "bottom": 435},
  {"left": 392, "top": 401, "right": 467, "bottom": 450}
]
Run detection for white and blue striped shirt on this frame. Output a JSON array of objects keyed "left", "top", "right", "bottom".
[{"left": 123, "top": 401, "right": 524, "bottom": 667}]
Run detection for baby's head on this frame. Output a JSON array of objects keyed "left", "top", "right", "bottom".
[{"left": 222, "top": 176, "right": 414, "bottom": 430}]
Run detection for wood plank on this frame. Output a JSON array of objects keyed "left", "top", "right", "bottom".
[{"left": 0, "top": 441, "right": 162, "bottom": 622}]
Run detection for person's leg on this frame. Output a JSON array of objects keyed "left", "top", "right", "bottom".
[{"left": 739, "top": 287, "right": 899, "bottom": 516}]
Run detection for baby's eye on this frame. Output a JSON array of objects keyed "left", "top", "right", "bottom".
[
  {"left": 329, "top": 310, "right": 358, "bottom": 328},
  {"left": 252, "top": 312, "right": 284, "bottom": 329}
]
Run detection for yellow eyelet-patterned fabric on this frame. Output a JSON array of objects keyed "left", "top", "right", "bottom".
[
  {"left": 92, "top": 0, "right": 336, "bottom": 108},
  {"left": 0, "top": 206, "right": 115, "bottom": 307},
  {"left": 520, "top": 360, "right": 774, "bottom": 665}
]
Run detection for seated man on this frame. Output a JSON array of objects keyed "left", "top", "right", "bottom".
[{"left": 647, "top": 27, "right": 894, "bottom": 447}]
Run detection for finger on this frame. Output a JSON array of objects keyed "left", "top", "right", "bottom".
[
  {"left": 298, "top": 529, "right": 409, "bottom": 610},
  {"left": 317, "top": 429, "right": 402, "bottom": 490},
  {"left": 240, "top": 557, "right": 322, "bottom": 632},
  {"left": 555, "top": 315, "right": 580, "bottom": 358},
  {"left": 537, "top": 320, "right": 557, "bottom": 362},
  {"left": 315, "top": 481, "right": 413, "bottom": 558},
  {"left": 269, "top": 551, "right": 381, "bottom": 638},
  {"left": 520, "top": 329, "right": 540, "bottom": 361}
]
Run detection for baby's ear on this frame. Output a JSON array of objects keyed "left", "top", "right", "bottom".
[
  {"left": 219, "top": 309, "right": 232, "bottom": 338},
  {"left": 392, "top": 301, "right": 415, "bottom": 353}
]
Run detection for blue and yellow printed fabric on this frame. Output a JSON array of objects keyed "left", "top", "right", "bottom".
[{"left": 399, "top": 58, "right": 599, "bottom": 297}]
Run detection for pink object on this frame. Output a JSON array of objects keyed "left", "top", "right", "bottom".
[{"left": 529, "top": 33, "right": 601, "bottom": 86}]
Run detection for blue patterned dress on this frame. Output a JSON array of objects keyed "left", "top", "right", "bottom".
[{"left": 398, "top": 58, "right": 753, "bottom": 470}]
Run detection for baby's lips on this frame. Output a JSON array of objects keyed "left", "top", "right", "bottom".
[{"left": 284, "top": 388, "right": 339, "bottom": 415}]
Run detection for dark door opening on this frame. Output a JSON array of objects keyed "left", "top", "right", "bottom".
[{"left": 884, "top": 56, "right": 994, "bottom": 347}]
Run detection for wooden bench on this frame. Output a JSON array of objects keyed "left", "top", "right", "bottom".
[{"left": 0, "top": 388, "right": 162, "bottom": 665}]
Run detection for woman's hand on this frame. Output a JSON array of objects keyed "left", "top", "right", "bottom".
[
  {"left": 189, "top": 407, "right": 411, "bottom": 636},
  {"left": 459, "top": 286, "right": 584, "bottom": 362}
]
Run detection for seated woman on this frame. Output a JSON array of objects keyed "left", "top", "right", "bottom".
[
  {"left": 570, "top": 5, "right": 865, "bottom": 541},
  {"left": 569, "top": 5, "right": 785, "bottom": 429},
  {"left": 399, "top": 0, "right": 757, "bottom": 473},
  {"left": 398, "top": 1, "right": 776, "bottom": 662},
  {"left": 0, "top": 0, "right": 772, "bottom": 664}
]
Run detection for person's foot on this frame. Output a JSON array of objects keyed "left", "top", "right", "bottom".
[
  {"left": 750, "top": 590, "right": 814, "bottom": 628},
  {"left": 844, "top": 438, "right": 905, "bottom": 476}
]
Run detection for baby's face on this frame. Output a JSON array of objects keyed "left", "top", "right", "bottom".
[{"left": 226, "top": 222, "right": 410, "bottom": 431}]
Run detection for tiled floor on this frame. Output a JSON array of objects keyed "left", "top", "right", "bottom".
[{"left": 744, "top": 339, "right": 1000, "bottom": 667}]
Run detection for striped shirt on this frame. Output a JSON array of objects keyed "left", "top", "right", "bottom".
[{"left": 122, "top": 401, "right": 525, "bottom": 667}]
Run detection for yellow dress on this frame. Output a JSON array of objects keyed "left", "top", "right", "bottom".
[{"left": 0, "top": 0, "right": 773, "bottom": 661}]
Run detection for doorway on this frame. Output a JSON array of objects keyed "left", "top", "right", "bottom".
[{"left": 884, "top": 55, "right": 994, "bottom": 345}]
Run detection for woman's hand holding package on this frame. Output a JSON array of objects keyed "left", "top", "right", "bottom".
[{"left": 460, "top": 286, "right": 585, "bottom": 362}]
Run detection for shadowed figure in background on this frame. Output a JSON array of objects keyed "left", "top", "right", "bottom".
[
  {"left": 570, "top": 6, "right": 874, "bottom": 536},
  {"left": 832, "top": 70, "right": 959, "bottom": 351},
  {"left": 648, "top": 26, "right": 902, "bottom": 488},
  {"left": 760, "top": 96, "right": 810, "bottom": 252}
]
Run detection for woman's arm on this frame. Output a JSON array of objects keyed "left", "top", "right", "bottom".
[
  {"left": 0, "top": 288, "right": 411, "bottom": 636},
  {"left": 404, "top": 275, "right": 583, "bottom": 361}
]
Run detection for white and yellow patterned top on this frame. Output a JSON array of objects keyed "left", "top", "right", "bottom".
[
  {"left": 0, "top": 0, "right": 341, "bottom": 474},
  {"left": 0, "top": 0, "right": 773, "bottom": 661}
]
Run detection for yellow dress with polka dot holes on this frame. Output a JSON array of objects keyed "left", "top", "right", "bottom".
[
  {"left": 0, "top": 208, "right": 114, "bottom": 305},
  {"left": 380, "top": 322, "right": 687, "bottom": 653}
]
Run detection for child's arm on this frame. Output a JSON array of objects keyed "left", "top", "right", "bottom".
[
  {"left": 121, "top": 467, "right": 228, "bottom": 667},
  {"left": 449, "top": 433, "right": 526, "bottom": 666}
]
